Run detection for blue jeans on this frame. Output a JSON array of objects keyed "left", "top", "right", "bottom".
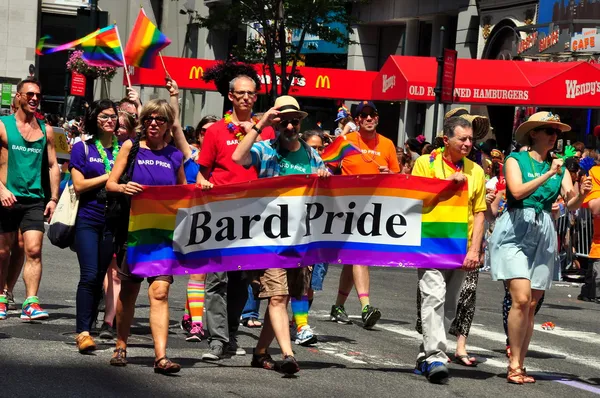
[
  {"left": 74, "top": 217, "right": 114, "bottom": 333},
  {"left": 241, "top": 284, "right": 260, "bottom": 320}
]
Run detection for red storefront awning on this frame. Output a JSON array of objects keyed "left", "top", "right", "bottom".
[
  {"left": 127, "top": 56, "right": 377, "bottom": 101},
  {"left": 373, "top": 56, "right": 600, "bottom": 107}
]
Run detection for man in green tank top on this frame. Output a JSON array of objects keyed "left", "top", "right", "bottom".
[{"left": 0, "top": 78, "right": 60, "bottom": 321}]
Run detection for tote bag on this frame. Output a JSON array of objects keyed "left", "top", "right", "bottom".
[{"left": 47, "top": 180, "right": 79, "bottom": 249}]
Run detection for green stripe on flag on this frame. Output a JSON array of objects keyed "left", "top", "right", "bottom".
[
  {"left": 128, "top": 228, "right": 174, "bottom": 246},
  {"left": 421, "top": 222, "right": 468, "bottom": 239}
]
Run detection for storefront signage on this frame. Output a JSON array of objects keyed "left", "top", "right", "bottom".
[
  {"left": 571, "top": 29, "right": 600, "bottom": 52},
  {"left": 382, "top": 74, "right": 396, "bottom": 93},
  {"left": 441, "top": 49, "right": 457, "bottom": 104},
  {"left": 1, "top": 84, "right": 12, "bottom": 107},
  {"left": 517, "top": 32, "right": 538, "bottom": 54},
  {"left": 70, "top": 72, "right": 86, "bottom": 97},
  {"left": 539, "top": 28, "right": 560, "bottom": 52},
  {"left": 407, "top": 85, "right": 530, "bottom": 102},
  {"left": 514, "top": 27, "right": 569, "bottom": 57}
]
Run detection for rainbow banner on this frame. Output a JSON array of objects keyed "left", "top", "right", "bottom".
[
  {"left": 321, "top": 136, "right": 361, "bottom": 163},
  {"left": 37, "top": 25, "right": 124, "bottom": 67},
  {"left": 124, "top": 9, "right": 171, "bottom": 68},
  {"left": 127, "top": 175, "right": 469, "bottom": 277}
]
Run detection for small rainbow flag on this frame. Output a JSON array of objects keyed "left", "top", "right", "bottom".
[
  {"left": 321, "top": 136, "right": 362, "bottom": 163},
  {"left": 126, "top": 175, "right": 469, "bottom": 277},
  {"left": 36, "top": 25, "right": 124, "bottom": 67},
  {"left": 124, "top": 9, "right": 171, "bottom": 68}
]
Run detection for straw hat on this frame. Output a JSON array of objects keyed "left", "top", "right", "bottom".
[
  {"left": 445, "top": 107, "right": 491, "bottom": 140},
  {"left": 274, "top": 95, "right": 308, "bottom": 119},
  {"left": 514, "top": 111, "right": 571, "bottom": 145}
]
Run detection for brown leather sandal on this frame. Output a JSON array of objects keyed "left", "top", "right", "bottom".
[
  {"left": 251, "top": 351, "right": 278, "bottom": 371},
  {"left": 507, "top": 365, "right": 524, "bottom": 384},
  {"left": 522, "top": 368, "right": 536, "bottom": 383},
  {"left": 154, "top": 357, "right": 181, "bottom": 374},
  {"left": 110, "top": 348, "right": 127, "bottom": 367}
]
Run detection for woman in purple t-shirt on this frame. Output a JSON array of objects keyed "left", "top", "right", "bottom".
[
  {"left": 106, "top": 99, "right": 185, "bottom": 375},
  {"left": 69, "top": 99, "right": 120, "bottom": 354}
]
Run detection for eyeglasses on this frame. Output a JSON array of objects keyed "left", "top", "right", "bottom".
[
  {"left": 359, "top": 112, "right": 377, "bottom": 119},
  {"left": 280, "top": 119, "right": 300, "bottom": 127},
  {"left": 20, "top": 91, "right": 42, "bottom": 101},
  {"left": 143, "top": 116, "right": 168, "bottom": 126},
  {"left": 539, "top": 128, "right": 562, "bottom": 135},
  {"left": 231, "top": 90, "right": 257, "bottom": 98},
  {"left": 98, "top": 113, "right": 118, "bottom": 121}
]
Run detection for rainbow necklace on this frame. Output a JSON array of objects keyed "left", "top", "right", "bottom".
[
  {"left": 429, "top": 147, "right": 464, "bottom": 178},
  {"left": 94, "top": 136, "right": 119, "bottom": 174},
  {"left": 223, "top": 110, "right": 260, "bottom": 142}
]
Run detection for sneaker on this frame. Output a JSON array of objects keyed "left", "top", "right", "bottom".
[
  {"left": 226, "top": 337, "right": 246, "bottom": 356},
  {"left": 98, "top": 322, "right": 114, "bottom": 340},
  {"left": 21, "top": 297, "right": 49, "bottom": 321},
  {"left": 295, "top": 325, "right": 317, "bottom": 346},
  {"left": 202, "top": 344, "right": 224, "bottom": 361},
  {"left": 0, "top": 296, "right": 7, "bottom": 320},
  {"left": 185, "top": 322, "right": 204, "bottom": 342},
  {"left": 415, "top": 360, "right": 449, "bottom": 384},
  {"left": 5, "top": 291, "right": 16, "bottom": 310},
  {"left": 280, "top": 355, "right": 300, "bottom": 375},
  {"left": 180, "top": 314, "right": 192, "bottom": 333},
  {"left": 361, "top": 305, "right": 381, "bottom": 329},
  {"left": 330, "top": 305, "right": 352, "bottom": 324}
]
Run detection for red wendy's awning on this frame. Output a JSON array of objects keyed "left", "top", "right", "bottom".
[{"left": 373, "top": 56, "right": 600, "bottom": 107}]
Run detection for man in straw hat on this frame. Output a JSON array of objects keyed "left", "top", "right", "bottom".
[
  {"left": 233, "top": 95, "right": 329, "bottom": 375},
  {"left": 411, "top": 116, "right": 486, "bottom": 383},
  {"left": 327, "top": 100, "right": 399, "bottom": 330}
]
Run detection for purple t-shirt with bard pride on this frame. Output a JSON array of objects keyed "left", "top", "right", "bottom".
[
  {"left": 131, "top": 145, "right": 183, "bottom": 186},
  {"left": 69, "top": 140, "right": 115, "bottom": 223}
]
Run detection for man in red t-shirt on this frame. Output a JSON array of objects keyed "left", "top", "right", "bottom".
[
  {"left": 329, "top": 101, "right": 399, "bottom": 330},
  {"left": 196, "top": 75, "right": 277, "bottom": 361}
]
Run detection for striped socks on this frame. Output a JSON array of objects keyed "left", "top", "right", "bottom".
[
  {"left": 291, "top": 295, "right": 309, "bottom": 331},
  {"left": 187, "top": 281, "right": 205, "bottom": 324},
  {"left": 358, "top": 293, "right": 370, "bottom": 310}
]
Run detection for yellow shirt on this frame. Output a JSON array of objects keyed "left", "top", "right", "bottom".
[
  {"left": 584, "top": 166, "right": 600, "bottom": 258},
  {"left": 412, "top": 153, "right": 487, "bottom": 247}
]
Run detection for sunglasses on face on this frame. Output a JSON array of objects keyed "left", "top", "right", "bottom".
[
  {"left": 279, "top": 119, "right": 300, "bottom": 127},
  {"left": 20, "top": 91, "right": 42, "bottom": 101},
  {"left": 359, "top": 112, "right": 377, "bottom": 119},
  {"left": 537, "top": 128, "right": 562, "bottom": 135},
  {"left": 98, "top": 113, "right": 118, "bottom": 122},
  {"left": 231, "top": 90, "right": 257, "bottom": 98},
  {"left": 143, "top": 116, "right": 168, "bottom": 126}
]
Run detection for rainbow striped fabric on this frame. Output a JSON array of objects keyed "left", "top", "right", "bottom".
[
  {"left": 321, "top": 136, "right": 362, "bottom": 163},
  {"left": 126, "top": 175, "right": 469, "bottom": 277},
  {"left": 36, "top": 25, "right": 124, "bottom": 67},
  {"left": 124, "top": 9, "right": 171, "bottom": 68}
]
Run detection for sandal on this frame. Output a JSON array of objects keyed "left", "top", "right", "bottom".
[
  {"left": 251, "top": 350, "right": 278, "bottom": 371},
  {"left": 522, "top": 368, "right": 536, "bottom": 383},
  {"left": 507, "top": 365, "right": 524, "bottom": 385},
  {"left": 154, "top": 357, "right": 181, "bottom": 374},
  {"left": 506, "top": 345, "right": 511, "bottom": 358},
  {"left": 453, "top": 354, "right": 478, "bottom": 367},
  {"left": 242, "top": 317, "right": 262, "bottom": 328},
  {"left": 110, "top": 348, "right": 127, "bottom": 367}
]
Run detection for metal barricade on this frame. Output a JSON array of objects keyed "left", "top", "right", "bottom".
[
  {"left": 574, "top": 208, "right": 593, "bottom": 258},
  {"left": 555, "top": 208, "right": 594, "bottom": 273}
]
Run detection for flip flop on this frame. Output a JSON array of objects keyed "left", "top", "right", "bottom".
[
  {"left": 242, "top": 317, "right": 262, "bottom": 328},
  {"left": 453, "top": 354, "right": 478, "bottom": 367}
]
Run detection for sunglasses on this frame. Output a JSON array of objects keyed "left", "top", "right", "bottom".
[
  {"left": 359, "top": 112, "right": 377, "bottom": 119},
  {"left": 20, "top": 91, "right": 42, "bottom": 101},
  {"left": 279, "top": 119, "right": 300, "bottom": 127},
  {"left": 143, "top": 116, "right": 168, "bottom": 126},
  {"left": 231, "top": 90, "right": 257, "bottom": 98},
  {"left": 537, "top": 127, "right": 562, "bottom": 135},
  {"left": 98, "top": 113, "right": 118, "bottom": 121}
]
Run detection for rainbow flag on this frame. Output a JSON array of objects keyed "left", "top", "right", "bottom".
[
  {"left": 321, "top": 136, "right": 362, "bottom": 163},
  {"left": 36, "top": 25, "right": 124, "bottom": 67},
  {"left": 124, "top": 9, "right": 171, "bottom": 68},
  {"left": 126, "top": 175, "right": 469, "bottom": 277}
]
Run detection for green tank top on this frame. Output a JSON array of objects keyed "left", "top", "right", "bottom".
[
  {"left": 506, "top": 151, "right": 563, "bottom": 213},
  {"left": 2, "top": 115, "right": 47, "bottom": 199}
]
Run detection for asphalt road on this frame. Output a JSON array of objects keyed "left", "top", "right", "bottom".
[{"left": 2, "top": 236, "right": 600, "bottom": 398}]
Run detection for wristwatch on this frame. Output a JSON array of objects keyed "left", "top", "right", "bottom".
[
  {"left": 50, "top": 197, "right": 58, "bottom": 204},
  {"left": 252, "top": 125, "right": 262, "bottom": 134}
]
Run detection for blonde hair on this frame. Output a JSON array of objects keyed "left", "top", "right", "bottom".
[
  {"left": 118, "top": 112, "right": 136, "bottom": 134},
  {"left": 138, "top": 99, "right": 175, "bottom": 138}
]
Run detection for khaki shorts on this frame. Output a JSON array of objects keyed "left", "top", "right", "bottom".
[
  {"left": 253, "top": 267, "right": 311, "bottom": 299},
  {"left": 116, "top": 244, "right": 173, "bottom": 285}
]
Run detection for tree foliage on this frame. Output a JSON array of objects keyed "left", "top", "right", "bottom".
[{"left": 195, "top": 0, "right": 359, "bottom": 103}]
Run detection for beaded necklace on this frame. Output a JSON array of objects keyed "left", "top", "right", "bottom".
[
  {"left": 94, "top": 135, "right": 119, "bottom": 174},
  {"left": 223, "top": 110, "right": 260, "bottom": 142},
  {"left": 428, "top": 147, "right": 464, "bottom": 178}
]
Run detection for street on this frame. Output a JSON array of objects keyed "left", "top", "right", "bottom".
[{"left": 2, "top": 236, "right": 600, "bottom": 398}]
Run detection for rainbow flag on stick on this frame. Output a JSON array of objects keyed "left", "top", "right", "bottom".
[
  {"left": 124, "top": 9, "right": 171, "bottom": 69},
  {"left": 321, "top": 136, "right": 362, "bottom": 163},
  {"left": 36, "top": 25, "right": 124, "bottom": 67},
  {"left": 126, "top": 175, "right": 469, "bottom": 277}
]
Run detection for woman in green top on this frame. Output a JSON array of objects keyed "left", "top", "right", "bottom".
[{"left": 489, "top": 112, "right": 592, "bottom": 385}]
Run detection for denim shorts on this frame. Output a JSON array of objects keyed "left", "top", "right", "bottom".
[{"left": 311, "top": 263, "right": 329, "bottom": 291}]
